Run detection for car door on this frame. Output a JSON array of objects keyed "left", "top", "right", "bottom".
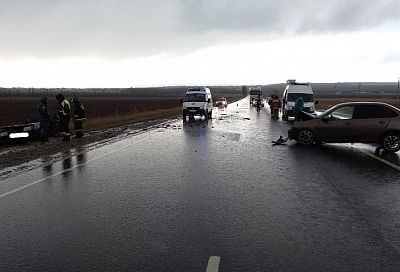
[
  {"left": 350, "top": 105, "right": 395, "bottom": 142},
  {"left": 314, "top": 105, "right": 355, "bottom": 142}
]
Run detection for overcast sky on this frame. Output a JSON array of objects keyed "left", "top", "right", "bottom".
[{"left": 0, "top": 0, "right": 399, "bottom": 87}]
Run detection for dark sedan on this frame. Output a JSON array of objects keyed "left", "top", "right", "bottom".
[{"left": 289, "top": 102, "right": 400, "bottom": 152}]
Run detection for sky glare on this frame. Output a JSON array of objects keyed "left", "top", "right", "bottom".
[{"left": 0, "top": 0, "right": 399, "bottom": 87}]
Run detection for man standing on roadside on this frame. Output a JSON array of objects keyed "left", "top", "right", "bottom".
[
  {"left": 55, "top": 94, "right": 71, "bottom": 141},
  {"left": 72, "top": 97, "right": 86, "bottom": 138},
  {"left": 294, "top": 96, "right": 304, "bottom": 121},
  {"left": 37, "top": 97, "right": 51, "bottom": 142}
]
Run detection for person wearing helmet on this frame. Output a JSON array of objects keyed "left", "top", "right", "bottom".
[
  {"left": 55, "top": 94, "right": 71, "bottom": 141},
  {"left": 72, "top": 97, "right": 86, "bottom": 138}
]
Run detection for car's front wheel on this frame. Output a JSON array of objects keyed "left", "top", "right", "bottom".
[
  {"left": 297, "top": 129, "right": 315, "bottom": 145},
  {"left": 381, "top": 132, "right": 400, "bottom": 153}
]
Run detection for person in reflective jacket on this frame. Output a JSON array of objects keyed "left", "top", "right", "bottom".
[
  {"left": 72, "top": 97, "right": 86, "bottom": 138},
  {"left": 55, "top": 93, "right": 71, "bottom": 141},
  {"left": 37, "top": 97, "right": 51, "bottom": 141}
]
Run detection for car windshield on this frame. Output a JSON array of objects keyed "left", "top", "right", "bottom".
[
  {"left": 185, "top": 93, "right": 206, "bottom": 102},
  {"left": 321, "top": 105, "right": 354, "bottom": 120},
  {"left": 287, "top": 93, "right": 314, "bottom": 102}
]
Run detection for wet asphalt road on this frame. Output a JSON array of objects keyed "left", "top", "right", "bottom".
[{"left": 1, "top": 98, "right": 400, "bottom": 272}]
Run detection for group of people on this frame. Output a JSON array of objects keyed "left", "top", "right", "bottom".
[
  {"left": 268, "top": 95, "right": 282, "bottom": 119},
  {"left": 37, "top": 94, "right": 86, "bottom": 142}
]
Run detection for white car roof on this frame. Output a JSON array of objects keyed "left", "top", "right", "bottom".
[
  {"left": 285, "top": 84, "right": 313, "bottom": 94},
  {"left": 186, "top": 87, "right": 211, "bottom": 94}
]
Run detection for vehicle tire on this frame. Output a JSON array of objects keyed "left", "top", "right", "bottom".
[
  {"left": 204, "top": 110, "right": 209, "bottom": 120},
  {"left": 381, "top": 132, "right": 400, "bottom": 153},
  {"left": 297, "top": 129, "right": 315, "bottom": 145}
]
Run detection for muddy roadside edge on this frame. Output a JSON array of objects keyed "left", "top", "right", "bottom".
[{"left": 0, "top": 116, "right": 181, "bottom": 180}]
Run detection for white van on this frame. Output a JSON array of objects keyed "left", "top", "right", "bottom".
[
  {"left": 282, "top": 80, "right": 315, "bottom": 121},
  {"left": 181, "top": 87, "right": 213, "bottom": 122}
]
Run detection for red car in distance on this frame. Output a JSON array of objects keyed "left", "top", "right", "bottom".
[{"left": 216, "top": 97, "right": 228, "bottom": 108}]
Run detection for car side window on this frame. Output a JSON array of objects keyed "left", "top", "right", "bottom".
[
  {"left": 353, "top": 105, "right": 399, "bottom": 119},
  {"left": 330, "top": 106, "right": 354, "bottom": 120}
]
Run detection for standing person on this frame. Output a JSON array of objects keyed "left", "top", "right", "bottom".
[
  {"left": 55, "top": 94, "right": 71, "bottom": 141},
  {"left": 72, "top": 97, "right": 86, "bottom": 138},
  {"left": 256, "top": 94, "right": 262, "bottom": 111},
  {"left": 37, "top": 97, "right": 51, "bottom": 142},
  {"left": 294, "top": 96, "right": 304, "bottom": 121},
  {"left": 271, "top": 95, "right": 281, "bottom": 119},
  {"left": 268, "top": 96, "right": 273, "bottom": 108}
]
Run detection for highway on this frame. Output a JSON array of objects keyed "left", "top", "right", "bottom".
[{"left": 1, "top": 98, "right": 400, "bottom": 271}]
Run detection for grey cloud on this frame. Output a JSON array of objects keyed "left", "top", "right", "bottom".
[
  {"left": 0, "top": 0, "right": 399, "bottom": 58},
  {"left": 0, "top": 0, "right": 183, "bottom": 58},
  {"left": 180, "top": 0, "right": 400, "bottom": 33}
]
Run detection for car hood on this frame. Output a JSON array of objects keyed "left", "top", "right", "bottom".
[{"left": 297, "top": 111, "right": 317, "bottom": 121}]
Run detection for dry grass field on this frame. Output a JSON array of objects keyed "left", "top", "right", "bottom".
[
  {"left": 0, "top": 96, "right": 180, "bottom": 126},
  {"left": 315, "top": 97, "right": 400, "bottom": 110},
  {"left": 0, "top": 94, "right": 244, "bottom": 131}
]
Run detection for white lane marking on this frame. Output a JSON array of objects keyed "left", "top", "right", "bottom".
[
  {"left": 0, "top": 138, "right": 147, "bottom": 200},
  {"left": 358, "top": 149, "right": 400, "bottom": 172},
  {"left": 206, "top": 256, "right": 220, "bottom": 272},
  {"left": 345, "top": 143, "right": 400, "bottom": 172}
]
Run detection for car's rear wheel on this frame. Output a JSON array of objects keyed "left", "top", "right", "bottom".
[
  {"left": 297, "top": 129, "right": 315, "bottom": 145},
  {"left": 381, "top": 132, "right": 400, "bottom": 153}
]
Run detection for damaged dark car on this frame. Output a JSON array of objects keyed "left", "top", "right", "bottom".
[{"left": 288, "top": 102, "right": 400, "bottom": 153}]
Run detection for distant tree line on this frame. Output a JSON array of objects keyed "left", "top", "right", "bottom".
[{"left": 0, "top": 86, "right": 245, "bottom": 98}]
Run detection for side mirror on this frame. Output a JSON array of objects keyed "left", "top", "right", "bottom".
[
  {"left": 314, "top": 100, "right": 319, "bottom": 105},
  {"left": 180, "top": 99, "right": 184, "bottom": 104},
  {"left": 208, "top": 98, "right": 211, "bottom": 103}
]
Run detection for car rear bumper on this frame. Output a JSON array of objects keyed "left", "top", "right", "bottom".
[{"left": 183, "top": 108, "right": 206, "bottom": 115}]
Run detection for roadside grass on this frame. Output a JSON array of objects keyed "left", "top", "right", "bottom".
[
  {"left": 84, "top": 94, "right": 245, "bottom": 131},
  {"left": 84, "top": 107, "right": 181, "bottom": 131},
  {"left": 316, "top": 97, "right": 400, "bottom": 110}
]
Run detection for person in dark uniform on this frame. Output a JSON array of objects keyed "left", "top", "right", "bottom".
[
  {"left": 37, "top": 97, "right": 51, "bottom": 142},
  {"left": 55, "top": 94, "right": 71, "bottom": 141},
  {"left": 294, "top": 96, "right": 304, "bottom": 121},
  {"left": 72, "top": 97, "right": 86, "bottom": 138},
  {"left": 256, "top": 94, "right": 262, "bottom": 111}
]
